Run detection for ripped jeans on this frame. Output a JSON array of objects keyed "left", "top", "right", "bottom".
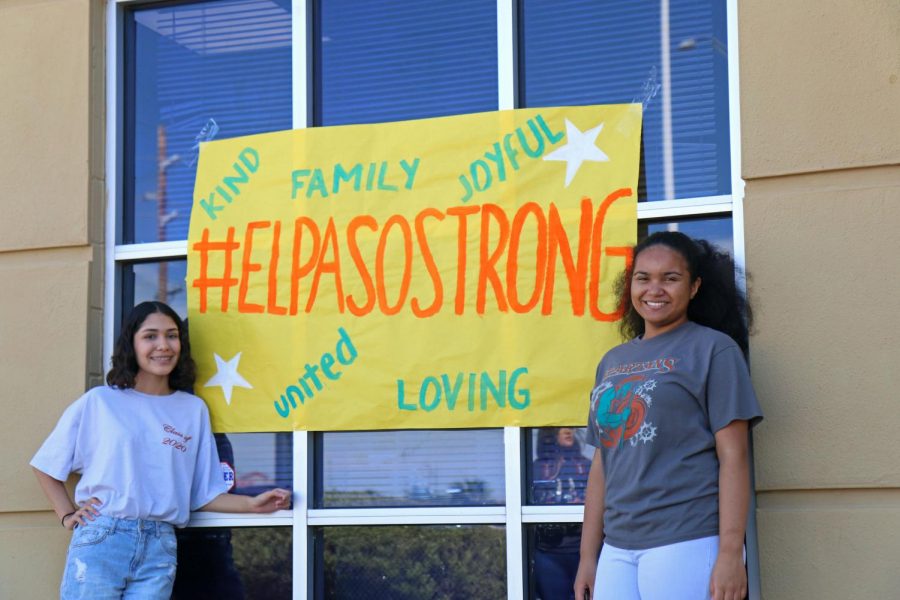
[{"left": 61, "top": 515, "right": 177, "bottom": 599}]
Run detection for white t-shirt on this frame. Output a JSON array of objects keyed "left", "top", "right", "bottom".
[{"left": 31, "top": 386, "right": 230, "bottom": 527}]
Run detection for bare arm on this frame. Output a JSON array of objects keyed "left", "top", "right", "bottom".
[
  {"left": 32, "top": 467, "right": 100, "bottom": 530},
  {"left": 710, "top": 420, "right": 751, "bottom": 600},
  {"left": 199, "top": 488, "right": 292, "bottom": 514},
  {"left": 574, "top": 448, "right": 606, "bottom": 600}
]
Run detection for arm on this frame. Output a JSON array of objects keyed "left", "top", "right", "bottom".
[
  {"left": 199, "top": 488, "right": 292, "bottom": 514},
  {"left": 32, "top": 467, "right": 100, "bottom": 530},
  {"left": 574, "top": 448, "right": 605, "bottom": 600},
  {"left": 710, "top": 419, "right": 751, "bottom": 600}
]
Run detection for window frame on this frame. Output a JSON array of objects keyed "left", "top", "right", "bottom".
[{"left": 103, "top": 1, "right": 756, "bottom": 598}]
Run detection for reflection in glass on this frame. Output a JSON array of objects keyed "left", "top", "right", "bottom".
[
  {"left": 173, "top": 526, "right": 291, "bottom": 600},
  {"left": 528, "top": 523, "right": 583, "bottom": 600},
  {"left": 522, "top": 0, "right": 730, "bottom": 201},
  {"left": 642, "top": 215, "right": 733, "bottom": 255},
  {"left": 127, "top": 0, "right": 292, "bottom": 243},
  {"left": 316, "top": 0, "right": 497, "bottom": 125},
  {"left": 528, "top": 428, "right": 593, "bottom": 505},
  {"left": 318, "top": 430, "right": 504, "bottom": 507},
  {"left": 317, "top": 525, "right": 506, "bottom": 599},
  {"left": 129, "top": 260, "right": 188, "bottom": 317}
]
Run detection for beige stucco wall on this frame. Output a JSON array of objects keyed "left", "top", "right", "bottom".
[
  {"left": 0, "top": 0, "right": 103, "bottom": 595},
  {"left": 741, "top": 1, "right": 900, "bottom": 598}
]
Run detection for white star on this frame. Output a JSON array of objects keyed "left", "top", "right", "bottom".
[
  {"left": 542, "top": 119, "right": 610, "bottom": 186},
  {"left": 203, "top": 352, "right": 252, "bottom": 406}
]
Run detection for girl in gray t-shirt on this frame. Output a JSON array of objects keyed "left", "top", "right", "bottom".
[{"left": 574, "top": 232, "right": 763, "bottom": 600}]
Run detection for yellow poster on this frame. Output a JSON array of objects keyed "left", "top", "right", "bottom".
[{"left": 187, "top": 104, "right": 641, "bottom": 432}]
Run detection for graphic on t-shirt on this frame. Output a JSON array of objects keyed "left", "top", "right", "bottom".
[{"left": 591, "top": 375, "right": 658, "bottom": 448}]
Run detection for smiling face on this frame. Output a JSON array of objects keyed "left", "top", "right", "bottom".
[
  {"left": 556, "top": 428, "right": 576, "bottom": 447},
  {"left": 133, "top": 312, "right": 181, "bottom": 391},
  {"left": 630, "top": 244, "right": 701, "bottom": 339}
]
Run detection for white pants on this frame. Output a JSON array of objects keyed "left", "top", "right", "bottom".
[{"left": 592, "top": 535, "right": 719, "bottom": 600}]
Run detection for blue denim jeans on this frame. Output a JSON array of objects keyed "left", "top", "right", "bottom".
[{"left": 61, "top": 515, "right": 178, "bottom": 599}]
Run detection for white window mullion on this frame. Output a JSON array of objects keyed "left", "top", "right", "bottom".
[
  {"left": 504, "top": 426, "right": 524, "bottom": 599},
  {"left": 293, "top": 431, "right": 311, "bottom": 600},
  {"left": 292, "top": 3, "right": 312, "bottom": 599},
  {"left": 497, "top": 0, "right": 517, "bottom": 110}
]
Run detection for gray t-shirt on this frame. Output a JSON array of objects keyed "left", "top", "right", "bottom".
[{"left": 585, "top": 321, "right": 763, "bottom": 550}]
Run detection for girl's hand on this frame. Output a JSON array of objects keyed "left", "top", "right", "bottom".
[
  {"left": 63, "top": 497, "right": 102, "bottom": 530},
  {"left": 573, "top": 556, "right": 597, "bottom": 600},
  {"left": 248, "top": 488, "right": 292, "bottom": 513},
  {"left": 709, "top": 549, "right": 747, "bottom": 600}
]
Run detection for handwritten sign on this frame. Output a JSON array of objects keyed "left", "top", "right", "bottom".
[{"left": 187, "top": 104, "right": 641, "bottom": 432}]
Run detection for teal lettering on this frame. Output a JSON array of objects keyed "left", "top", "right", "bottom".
[
  {"left": 336, "top": 327, "right": 358, "bottom": 365},
  {"left": 441, "top": 373, "right": 464, "bottom": 411},
  {"left": 333, "top": 163, "right": 362, "bottom": 193},
  {"left": 238, "top": 147, "right": 260, "bottom": 172},
  {"left": 377, "top": 162, "right": 398, "bottom": 191},
  {"left": 307, "top": 168, "right": 329, "bottom": 198},
  {"left": 480, "top": 370, "right": 506, "bottom": 410},
  {"left": 321, "top": 352, "right": 340, "bottom": 380},
  {"left": 508, "top": 367, "right": 530, "bottom": 409},
  {"left": 420, "top": 377, "right": 441, "bottom": 411},
  {"left": 303, "top": 363, "right": 323, "bottom": 391},
  {"left": 535, "top": 114, "right": 564, "bottom": 144},
  {"left": 458, "top": 174, "right": 474, "bottom": 203},
  {"left": 503, "top": 133, "right": 521, "bottom": 170},
  {"left": 517, "top": 119, "right": 546, "bottom": 158},
  {"left": 222, "top": 162, "right": 249, "bottom": 195},
  {"left": 471, "top": 159, "right": 492, "bottom": 192},
  {"left": 365, "top": 162, "right": 377, "bottom": 190},
  {"left": 397, "top": 379, "right": 417, "bottom": 411},
  {"left": 483, "top": 142, "right": 506, "bottom": 182},
  {"left": 215, "top": 184, "right": 233, "bottom": 204},
  {"left": 200, "top": 192, "right": 223, "bottom": 220},
  {"left": 291, "top": 169, "right": 311, "bottom": 199},
  {"left": 399, "top": 158, "right": 420, "bottom": 190}
]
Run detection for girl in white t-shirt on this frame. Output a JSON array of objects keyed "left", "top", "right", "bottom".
[{"left": 32, "top": 301, "right": 291, "bottom": 599}]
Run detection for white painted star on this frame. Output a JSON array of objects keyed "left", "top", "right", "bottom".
[
  {"left": 204, "top": 352, "right": 252, "bottom": 406},
  {"left": 542, "top": 118, "right": 610, "bottom": 186}
]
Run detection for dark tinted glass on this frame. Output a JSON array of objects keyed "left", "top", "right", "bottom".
[
  {"left": 317, "top": 429, "right": 505, "bottom": 508},
  {"left": 527, "top": 523, "right": 583, "bottom": 600},
  {"left": 126, "top": 0, "right": 292, "bottom": 243},
  {"left": 316, "top": 525, "right": 506, "bottom": 599},
  {"left": 522, "top": 0, "right": 731, "bottom": 201},
  {"left": 315, "top": 0, "right": 497, "bottom": 125},
  {"left": 173, "top": 526, "right": 291, "bottom": 599},
  {"left": 527, "top": 428, "right": 593, "bottom": 506}
]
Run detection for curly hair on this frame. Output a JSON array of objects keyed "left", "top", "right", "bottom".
[
  {"left": 616, "top": 231, "right": 752, "bottom": 353},
  {"left": 106, "top": 301, "right": 197, "bottom": 391}
]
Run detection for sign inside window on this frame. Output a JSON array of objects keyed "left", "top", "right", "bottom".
[{"left": 187, "top": 104, "right": 641, "bottom": 431}]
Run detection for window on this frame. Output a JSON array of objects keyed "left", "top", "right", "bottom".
[{"left": 107, "top": 1, "right": 746, "bottom": 597}]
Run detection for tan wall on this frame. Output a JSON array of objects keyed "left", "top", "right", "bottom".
[
  {"left": 741, "top": 1, "right": 900, "bottom": 598},
  {"left": 0, "top": 0, "right": 103, "bottom": 594}
]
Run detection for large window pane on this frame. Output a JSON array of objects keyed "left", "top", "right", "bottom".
[
  {"left": 315, "top": 0, "right": 497, "bottom": 125},
  {"left": 527, "top": 428, "right": 593, "bottom": 506},
  {"left": 522, "top": 0, "right": 730, "bottom": 201},
  {"left": 527, "top": 523, "right": 583, "bottom": 600},
  {"left": 317, "top": 430, "right": 504, "bottom": 507},
  {"left": 174, "top": 526, "right": 292, "bottom": 599},
  {"left": 316, "top": 525, "right": 506, "bottom": 599},
  {"left": 127, "top": 0, "right": 292, "bottom": 243}
]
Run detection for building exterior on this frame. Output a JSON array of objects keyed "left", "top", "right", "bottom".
[{"left": 1, "top": 0, "right": 897, "bottom": 598}]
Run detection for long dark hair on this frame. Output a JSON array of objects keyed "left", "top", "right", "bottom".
[
  {"left": 617, "top": 231, "right": 752, "bottom": 353},
  {"left": 106, "top": 301, "right": 196, "bottom": 391}
]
